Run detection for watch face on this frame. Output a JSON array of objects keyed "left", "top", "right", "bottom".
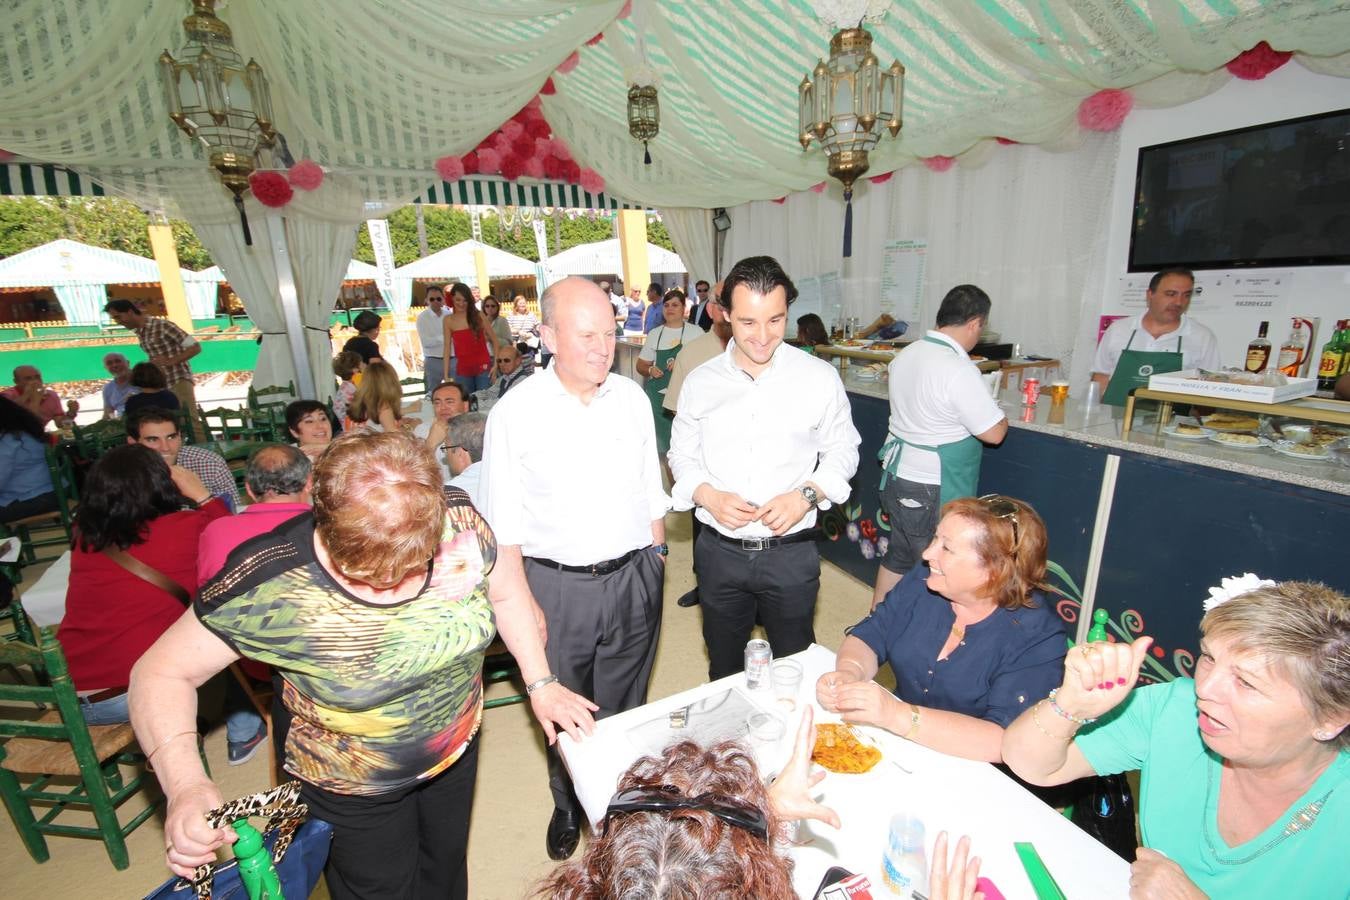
[{"left": 801, "top": 486, "right": 819, "bottom": 505}]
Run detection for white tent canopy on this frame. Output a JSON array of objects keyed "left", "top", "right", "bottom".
[
  {"left": 544, "top": 239, "right": 686, "bottom": 278},
  {"left": 199, "top": 259, "right": 378, "bottom": 283},
  {"left": 394, "top": 240, "right": 538, "bottom": 281}
]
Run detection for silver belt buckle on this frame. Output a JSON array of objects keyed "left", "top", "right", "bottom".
[{"left": 740, "top": 537, "right": 766, "bottom": 551}]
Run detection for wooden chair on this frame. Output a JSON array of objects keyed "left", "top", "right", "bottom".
[
  {"left": 400, "top": 376, "right": 425, "bottom": 402},
  {"left": 0, "top": 620, "right": 163, "bottom": 869},
  {"left": 200, "top": 407, "right": 273, "bottom": 444},
  {"left": 70, "top": 420, "right": 127, "bottom": 461},
  {"left": 247, "top": 382, "right": 296, "bottom": 417},
  {"left": 3, "top": 448, "right": 78, "bottom": 567},
  {"left": 481, "top": 637, "right": 527, "bottom": 710}
]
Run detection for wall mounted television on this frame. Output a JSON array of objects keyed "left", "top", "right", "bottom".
[{"left": 1128, "top": 108, "right": 1350, "bottom": 272}]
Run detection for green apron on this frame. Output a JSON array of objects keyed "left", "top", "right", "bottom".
[
  {"left": 1102, "top": 330, "right": 1185, "bottom": 407},
  {"left": 877, "top": 336, "right": 984, "bottom": 507},
  {"left": 643, "top": 326, "right": 684, "bottom": 456}
]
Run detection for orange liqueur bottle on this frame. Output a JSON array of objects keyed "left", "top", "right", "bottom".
[{"left": 1245, "top": 321, "right": 1271, "bottom": 373}]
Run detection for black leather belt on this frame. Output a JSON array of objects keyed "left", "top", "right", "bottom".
[
  {"left": 528, "top": 548, "right": 640, "bottom": 577},
  {"left": 79, "top": 686, "right": 128, "bottom": 703},
  {"left": 712, "top": 529, "right": 819, "bottom": 551}
]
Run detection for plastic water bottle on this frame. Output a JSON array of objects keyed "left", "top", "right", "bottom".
[
  {"left": 233, "top": 818, "right": 284, "bottom": 900},
  {"left": 881, "top": 813, "right": 928, "bottom": 897}
]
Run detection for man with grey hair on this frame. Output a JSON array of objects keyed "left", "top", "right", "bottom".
[
  {"left": 101, "top": 352, "right": 137, "bottom": 418},
  {"left": 4, "top": 364, "right": 75, "bottom": 427},
  {"left": 481, "top": 275, "right": 668, "bottom": 860},
  {"left": 445, "top": 412, "right": 486, "bottom": 507},
  {"left": 471, "top": 341, "right": 533, "bottom": 414}
]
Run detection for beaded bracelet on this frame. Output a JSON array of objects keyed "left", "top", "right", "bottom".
[
  {"left": 1047, "top": 688, "right": 1096, "bottom": 726},
  {"left": 1031, "top": 700, "right": 1075, "bottom": 742}
]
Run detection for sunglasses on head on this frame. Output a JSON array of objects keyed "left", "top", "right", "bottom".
[
  {"left": 977, "top": 494, "right": 1021, "bottom": 549},
  {"left": 604, "top": 785, "right": 768, "bottom": 841}
]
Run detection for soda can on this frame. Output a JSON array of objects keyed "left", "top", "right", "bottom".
[
  {"left": 744, "top": 639, "right": 772, "bottom": 691},
  {"left": 1022, "top": 377, "right": 1041, "bottom": 405}
]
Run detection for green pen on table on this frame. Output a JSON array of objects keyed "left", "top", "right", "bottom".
[{"left": 1014, "top": 841, "right": 1067, "bottom": 900}]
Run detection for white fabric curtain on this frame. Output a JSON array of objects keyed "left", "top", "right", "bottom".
[
  {"left": 285, "top": 218, "right": 359, "bottom": 402},
  {"left": 659, "top": 208, "right": 716, "bottom": 290},
  {"left": 181, "top": 279, "right": 219, "bottom": 320},
  {"left": 723, "top": 132, "right": 1121, "bottom": 376},
  {"left": 53, "top": 282, "right": 107, "bottom": 326}
]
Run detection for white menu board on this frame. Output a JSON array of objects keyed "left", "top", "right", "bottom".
[{"left": 880, "top": 239, "right": 927, "bottom": 323}]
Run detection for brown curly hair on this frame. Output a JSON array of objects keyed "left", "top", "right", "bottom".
[
  {"left": 533, "top": 741, "right": 795, "bottom": 899},
  {"left": 940, "top": 495, "right": 1049, "bottom": 610}
]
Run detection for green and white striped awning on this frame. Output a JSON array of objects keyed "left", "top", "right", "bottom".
[
  {"left": 0, "top": 163, "right": 106, "bottom": 197},
  {"left": 415, "top": 177, "right": 639, "bottom": 210}
]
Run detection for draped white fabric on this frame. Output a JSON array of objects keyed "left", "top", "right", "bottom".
[
  {"left": 181, "top": 279, "right": 220, "bottom": 320},
  {"left": 659, "top": 208, "right": 716, "bottom": 288},
  {"left": 52, "top": 282, "right": 108, "bottom": 326},
  {"left": 284, "top": 218, "right": 358, "bottom": 401},
  {"left": 723, "top": 132, "right": 1121, "bottom": 377}
]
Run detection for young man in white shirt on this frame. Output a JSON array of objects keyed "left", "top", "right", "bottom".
[
  {"left": 414, "top": 286, "right": 447, "bottom": 397},
  {"left": 669, "top": 256, "right": 861, "bottom": 680}
]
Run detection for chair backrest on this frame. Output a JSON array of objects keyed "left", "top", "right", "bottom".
[
  {"left": 173, "top": 407, "right": 199, "bottom": 444},
  {"left": 44, "top": 448, "right": 78, "bottom": 515},
  {"left": 71, "top": 421, "right": 127, "bottom": 460},
  {"left": 399, "top": 377, "right": 424, "bottom": 401},
  {"left": 0, "top": 623, "right": 95, "bottom": 756},
  {"left": 248, "top": 382, "right": 297, "bottom": 413}
]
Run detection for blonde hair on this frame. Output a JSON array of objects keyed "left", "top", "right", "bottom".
[
  {"left": 311, "top": 432, "right": 445, "bottom": 587},
  {"left": 348, "top": 360, "right": 401, "bottom": 425},
  {"left": 332, "top": 351, "right": 362, "bottom": 381},
  {"left": 1202, "top": 581, "right": 1349, "bottom": 749}
]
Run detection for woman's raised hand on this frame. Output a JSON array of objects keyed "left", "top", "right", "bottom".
[{"left": 1056, "top": 636, "right": 1154, "bottom": 722}]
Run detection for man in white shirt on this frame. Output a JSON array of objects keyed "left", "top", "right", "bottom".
[
  {"left": 669, "top": 256, "right": 860, "bottom": 680},
  {"left": 101, "top": 352, "right": 137, "bottom": 418},
  {"left": 874, "top": 285, "right": 1008, "bottom": 609},
  {"left": 414, "top": 286, "right": 447, "bottom": 397},
  {"left": 444, "top": 412, "right": 486, "bottom": 508},
  {"left": 414, "top": 381, "right": 469, "bottom": 482},
  {"left": 1090, "top": 267, "right": 1221, "bottom": 397},
  {"left": 480, "top": 276, "right": 668, "bottom": 861}
]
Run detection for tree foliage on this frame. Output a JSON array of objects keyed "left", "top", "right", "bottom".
[{"left": 0, "top": 197, "right": 214, "bottom": 269}]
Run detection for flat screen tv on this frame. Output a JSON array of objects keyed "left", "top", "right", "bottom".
[{"left": 1128, "top": 108, "right": 1350, "bottom": 271}]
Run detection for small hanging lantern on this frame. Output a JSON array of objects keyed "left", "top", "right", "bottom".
[
  {"left": 798, "top": 26, "right": 904, "bottom": 257},
  {"left": 627, "top": 84, "right": 659, "bottom": 165}
]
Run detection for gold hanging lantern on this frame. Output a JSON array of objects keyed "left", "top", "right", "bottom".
[
  {"left": 798, "top": 27, "right": 903, "bottom": 256},
  {"left": 627, "top": 84, "right": 660, "bottom": 165},
  {"left": 159, "top": 0, "right": 276, "bottom": 244}
]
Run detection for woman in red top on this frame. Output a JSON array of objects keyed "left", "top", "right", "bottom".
[
  {"left": 56, "top": 444, "right": 229, "bottom": 724},
  {"left": 441, "top": 282, "right": 500, "bottom": 395}
]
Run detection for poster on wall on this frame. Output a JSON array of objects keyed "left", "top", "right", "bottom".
[{"left": 880, "top": 239, "right": 926, "bottom": 324}]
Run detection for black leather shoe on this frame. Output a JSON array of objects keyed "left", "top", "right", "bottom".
[
  {"left": 676, "top": 588, "right": 700, "bottom": 608},
  {"left": 546, "top": 808, "right": 580, "bottom": 860}
]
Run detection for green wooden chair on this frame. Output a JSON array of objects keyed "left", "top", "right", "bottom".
[
  {"left": 400, "top": 376, "right": 425, "bottom": 402},
  {"left": 247, "top": 381, "right": 296, "bottom": 417},
  {"left": 70, "top": 420, "right": 127, "bottom": 461},
  {"left": 3, "top": 448, "right": 78, "bottom": 567},
  {"left": 0, "top": 619, "right": 163, "bottom": 869},
  {"left": 200, "top": 407, "right": 273, "bottom": 444},
  {"left": 481, "top": 637, "right": 527, "bottom": 711}
]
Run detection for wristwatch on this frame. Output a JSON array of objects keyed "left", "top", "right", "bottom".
[
  {"left": 798, "top": 484, "right": 820, "bottom": 507},
  {"left": 651, "top": 542, "right": 669, "bottom": 557}
]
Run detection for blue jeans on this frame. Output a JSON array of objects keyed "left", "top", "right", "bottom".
[
  {"left": 79, "top": 691, "right": 130, "bottom": 725},
  {"left": 452, "top": 366, "right": 491, "bottom": 396},
  {"left": 423, "top": 356, "right": 444, "bottom": 396},
  {"left": 80, "top": 680, "right": 262, "bottom": 744}
]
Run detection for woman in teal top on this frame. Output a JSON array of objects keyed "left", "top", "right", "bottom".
[{"left": 1002, "top": 580, "right": 1348, "bottom": 899}]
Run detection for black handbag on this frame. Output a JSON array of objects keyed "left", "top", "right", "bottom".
[{"left": 1069, "top": 773, "right": 1138, "bottom": 862}]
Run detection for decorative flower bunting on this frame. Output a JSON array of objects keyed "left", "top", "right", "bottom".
[
  {"left": 810, "top": 181, "right": 827, "bottom": 193},
  {"left": 1226, "top": 41, "right": 1292, "bottom": 80},
  {"left": 0, "top": 148, "right": 14, "bottom": 163},
  {"left": 619, "top": 0, "right": 632, "bottom": 18},
  {"left": 771, "top": 196, "right": 787, "bottom": 204},
  {"left": 586, "top": 33, "right": 604, "bottom": 47},
  {"left": 287, "top": 159, "right": 324, "bottom": 190},
  {"left": 1077, "top": 89, "right": 1132, "bottom": 132},
  {"left": 540, "top": 77, "right": 557, "bottom": 96},
  {"left": 579, "top": 168, "right": 605, "bottom": 193},
  {"left": 868, "top": 171, "right": 893, "bottom": 185},
  {"left": 435, "top": 155, "right": 465, "bottom": 182},
  {"left": 995, "top": 137, "right": 1020, "bottom": 145},
  {"left": 923, "top": 155, "right": 955, "bottom": 172},
  {"left": 557, "top": 51, "right": 580, "bottom": 75}
]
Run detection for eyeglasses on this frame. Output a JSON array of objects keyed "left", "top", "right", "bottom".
[
  {"left": 977, "top": 494, "right": 1021, "bottom": 549},
  {"left": 495, "top": 357, "right": 513, "bottom": 364},
  {"left": 604, "top": 785, "right": 768, "bottom": 841}
]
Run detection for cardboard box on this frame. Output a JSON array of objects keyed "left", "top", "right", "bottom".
[{"left": 1147, "top": 369, "right": 1317, "bottom": 404}]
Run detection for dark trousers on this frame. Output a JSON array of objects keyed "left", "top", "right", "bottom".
[
  {"left": 695, "top": 530, "right": 821, "bottom": 680},
  {"left": 525, "top": 550, "right": 663, "bottom": 813},
  {"left": 298, "top": 738, "right": 479, "bottom": 900}
]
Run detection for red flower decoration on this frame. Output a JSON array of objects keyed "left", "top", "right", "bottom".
[
  {"left": 491, "top": 132, "right": 515, "bottom": 155},
  {"left": 477, "top": 148, "right": 502, "bottom": 175},
  {"left": 868, "top": 171, "right": 894, "bottom": 185},
  {"left": 1226, "top": 41, "right": 1292, "bottom": 80},
  {"left": 248, "top": 170, "right": 293, "bottom": 207},
  {"left": 461, "top": 151, "right": 480, "bottom": 175},
  {"left": 995, "top": 137, "right": 1020, "bottom": 145},
  {"left": 526, "top": 118, "right": 552, "bottom": 140},
  {"left": 586, "top": 33, "right": 604, "bottom": 47},
  {"left": 579, "top": 168, "right": 605, "bottom": 193},
  {"left": 563, "top": 160, "right": 581, "bottom": 183},
  {"left": 1077, "top": 89, "right": 1133, "bottom": 132},
  {"left": 619, "top": 0, "right": 632, "bottom": 18},
  {"left": 542, "top": 156, "right": 566, "bottom": 179},
  {"left": 500, "top": 119, "right": 525, "bottom": 141},
  {"left": 0, "top": 148, "right": 15, "bottom": 163},
  {"left": 809, "top": 181, "right": 826, "bottom": 193},
  {"left": 435, "top": 155, "right": 465, "bottom": 182},
  {"left": 540, "top": 78, "right": 556, "bottom": 96},
  {"left": 1152, "top": 645, "right": 1165, "bottom": 658},
  {"left": 771, "top": 196, "right": 787, "bottom": 205},
  {"left": 287, "top": 158, "right": 324, "bottom": 191},
  {"left": 859, "top": 519, "right": 878, "bottom": 541},
  {"left": 557, "top": 51, "right": 580, "bottom": 75},
  {"left": 499, "top": 154, "right": 526, "bottom": 181},
  {"left": 550, "top": 137, "right": 574, "bottom": 161},
  {"left": 523, "top": 155, "right": 546, "bottom": 179},
  {"left": 525, "top": 96, "right": 543, "bottom": 112},
  {"left": 923, "top": 155, "right": 955, "bottom": 172}
]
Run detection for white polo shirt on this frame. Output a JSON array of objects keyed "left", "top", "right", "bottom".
[
  {"left": 668, "top": 340, "right": 861, "bottom": 538},
  {"left": 1091, "top": 315, "right": 1221, "bottom": 377},
  {"left": 886, "top": 331, "right": 1005, "bottom": 484},
  {"left": 479, "top": 366, "right": 669, "bottom": 565},
  {"left": 415, "top": 306, "right": 446, "bottom": 357}
]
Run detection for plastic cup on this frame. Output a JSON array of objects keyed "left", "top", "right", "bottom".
[
  {"left": 746, "top": 711, "right": 785, "bottom": 750},
  {"left": 771, "top": 659, "right": 804, "bottom": 710}
]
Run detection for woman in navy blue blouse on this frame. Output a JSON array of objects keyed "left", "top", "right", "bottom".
[{"left": 817, "top": 495, "right": 1066, "bottom": 761}]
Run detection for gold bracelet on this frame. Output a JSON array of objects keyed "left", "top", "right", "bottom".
[
  {"left": 841, "top": 659, "right": 867, "bottom": 679},
  {"left": 904, "top": 703, "right": 921, "bottom": 740},
  {"left": 146, "top": 730, "right": 198, "bottom": 763},
  {"left": 1031, "top": 700, "right": 1077, "bottom": 742}
]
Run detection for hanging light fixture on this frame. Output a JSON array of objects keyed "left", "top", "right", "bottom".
[
  {"left": 798, "top": 25, "right": 903, "bottom": 257},
  {"left": 159, "top": 0, "right": 276, "bottom": 245},
  {"left": 627, "top": 84, "right": 660, "bottom": 165}
]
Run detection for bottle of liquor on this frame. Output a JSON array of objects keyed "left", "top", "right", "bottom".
[
  {"left": 1317, "top": 319, "right": 1347, "bottom": 390},
  {"left": 1245, "top": 321, "right": 1271, "bottom": 373},
  {"left": 1276, "top": 318, "right": 1307, "bottom": 377},
  {"left": 1340, "top": 320, "right": 1350, "bottom": 377}
]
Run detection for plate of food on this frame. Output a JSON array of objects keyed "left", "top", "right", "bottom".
[
  {"left": 835, "top": 338, "right": 875, "bottom": 348},
  {"left": 1162, "top": 420, "right": 1213, "bottom": 440},
  {"left": 811, "top": 723, "right": 882, "bottom": 774},
  {"left": 1271, "top": 440, "right": 1331, "bottom": 460},
  {"left": 1208, "top": 431, "right": 1270, "bottom": 450},
  {"left": 1202, "top": 412, "right": 1262, "bottom": 432}
]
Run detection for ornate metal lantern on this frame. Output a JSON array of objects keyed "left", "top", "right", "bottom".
[
  {"left": 627, "top": 84, "right": 660, "bottom": 165},
  {"left": 159, "top": 0, "right": 276, "bottom": 243},
  {"left": 798, "top": 27, "right": 903, "bottom": 255}
]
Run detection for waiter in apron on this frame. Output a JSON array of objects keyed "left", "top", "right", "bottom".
[
  {"left": 1092, "top": 267, "right": 1222, "bottom": 406},
  {"left": 873, "top": 285, "right": 1009, "bottom": 610},
  {"left": 636, "top": 290, "right": 702, "bottom": 461}
]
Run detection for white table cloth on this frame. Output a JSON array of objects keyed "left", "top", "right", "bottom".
[
  {"left": 558, "top": 644, "right": 1130, "bottom": 899},
  {"left": 19, "top": 549, "right": 71, "bottom": 627}
]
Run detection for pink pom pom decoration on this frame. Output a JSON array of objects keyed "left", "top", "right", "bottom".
[
  {"left": 477, "top": 148, "right": 502, "bottom": 174},
  {"left": 543, "top": 156, "right": 565, "bottom": 180},
  {"left": 551, "top": 137, "right": 574, "bottom": 161},
  {"left": 923, "top": 155, "right": 956, "bottom": 172},
  {"left": 0, "top": 148, "right": 14, "bottom": 163},
  {"left": 619, "top": 0, "right": 632, "bottom": 18},
  {"left": 868, "top": 172, "right": 894, "bottom": 185},
  {"left": 540, "top": 78, "right": 556, "bottom": 96},
  {"left": 557, "top": 51, "right": 580, "bottom": 75},
  {"left": 1077, "top": 89, "right": 1133, "bottom": 132},
  {"left": 523, "top": 156, "right": 546, "bottom": 179},
  {"left": 526, "top": 118, "right": 552, "bottom": 140},
  {"left": 1226, "top": 41, "right": 1292, "bottom": 80},
  {"left": 525, "top": 96, "right": 542, "bottom": 112},
  {"left": 563, "top": 160, "right": 581, "bottom": 183},
  {"left": 586, "top": 33, "right": 604, "bottom": 47},
  {"left": 491, "top": 132, "right": 515, "bottom": 155},
  {"left": 500, "top": 120, "right": 525, "bottom": 140},
  {"left": 248, "top": 171, "right": 293, "bottom": 207},
  {"left": 810, "top": 181, "right": 826, "bottom": 193},
  {"left": 579, "top": 168, "right": 605, "bottom": 193},
  {"left": 462, "top": 151, "right": 480, "bottom": 175},
  {"left": 287, "top": 159, "right": 324, "bottom": 191},
  {"left": 435, "top": 156, "right": 465, "bottom": 182}
]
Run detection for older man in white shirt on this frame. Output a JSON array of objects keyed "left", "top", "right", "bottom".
[
  {"left": 480, "top": 276, "right": 668, "bottom": 862},
  {"left": 414, "top": 286, "right": 447, "bottom": 397},
  {"left": 669, "top": 256, "right": 860, "bottom": 681}
]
